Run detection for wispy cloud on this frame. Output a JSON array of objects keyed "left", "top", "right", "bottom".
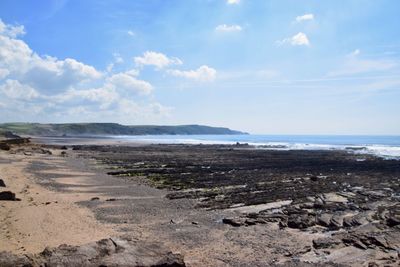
[
  {"left": 295, "top": 14, "right": 314, "bottom": 22},
  {"left": 277, "top": 32, "right": 310, "bottom": 46},
  {"left": 328, "top": 50, "right": 397, "bottom": 77},
  {"left": 215, "top": 24, "right": 242, "bottom": 32},
  {"left": 167, "top": 65, "right": 217, "bottom": 82}
]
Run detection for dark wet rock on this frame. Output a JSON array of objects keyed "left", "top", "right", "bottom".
[
  {"left": 61, "top": 151, "right": 67, "bottom": 157},
  {"left": 287, "top": 214, "right": 316, "bottom": 229},
  {"left": 383, "top": 205, "right": 400, "bottom": 227},
  {"left": 313, "top": 237, "right": 343, "bottom": 249},
  {"left": 2, "top": 131, "right": 21, "bottom": 139},
  {"left": 38, "top": 148, "right": 52, "bottom": 155},
  {"left": 0, "top": 142, "right": 10, "bottom": 150},
  {"left": 0, "top": 179, "right": 5, "bottom": 187},
  {"left": 222, "top": 218, "right": 244, "bottom": 227},
  {"left": 60, "top": 145, "right": 68, "bottom": 150},
  {"left": 0, "top": 237, "right": 186, "bottom": 267},
  {"left": 386, "top": 216, "right": 400, "bottom": 227},
  {"left": 106, "top": 198, "right": 117, "bottom": 201},
  {"left": 1, "top": 138, "right": 30, "bottom": 146},
  {"left": 0, "top": 191, "right": 20, "bottom": 201},
  {"left": 91, "top": 197, "right": 100, "bottom": 201}
]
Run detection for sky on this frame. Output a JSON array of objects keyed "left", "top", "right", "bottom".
[{"left": 0, "top": 0, "right": 399, "bottom": 135}]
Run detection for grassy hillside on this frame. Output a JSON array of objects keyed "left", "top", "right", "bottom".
[{"left": 0, "top": 123, "right": 247, "bottom": 136}]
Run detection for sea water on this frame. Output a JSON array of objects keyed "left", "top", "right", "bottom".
[{"left": 110, "top": 134, "right": 400, "bottom": 159}]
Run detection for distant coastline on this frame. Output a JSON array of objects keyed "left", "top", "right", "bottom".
[{"left": 0, "top": 123, "right": 247, "bottom": 137}]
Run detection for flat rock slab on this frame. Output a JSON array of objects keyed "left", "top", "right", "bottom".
[
  {"left": 0, "top": 237, "right": 186, "bottom": 267},
  {"left": 228, "top": 200, "right": 293, "bottom": 214}
]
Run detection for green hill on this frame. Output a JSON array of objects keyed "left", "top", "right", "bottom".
[{"left": 0, "top": 123, "right": 247, "bottom": 136}]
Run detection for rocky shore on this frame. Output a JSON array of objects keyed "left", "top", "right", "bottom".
[{"left": 1, "top": 141, "right": 399, "bottom": 266}]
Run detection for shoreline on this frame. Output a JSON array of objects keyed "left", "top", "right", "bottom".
[
  {"left": 31, "top": 135, "right": 400, "bottom": 160},
  {"left": 0, "top": 140, "right": 399, "bottom": 266}
]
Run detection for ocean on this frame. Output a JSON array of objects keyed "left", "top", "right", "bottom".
[{"left": 109, "top": 134, "right": 400, "bottom": 159}]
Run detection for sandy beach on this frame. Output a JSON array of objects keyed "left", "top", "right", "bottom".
[
  {"left": 0, "top": 140, "right": 399, "bottom": 266},
  {"left": 0, "top": 148, "right": 116, "bottom": 254}
]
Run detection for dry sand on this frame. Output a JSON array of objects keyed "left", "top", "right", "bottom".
[{"left": 0, "top": 150, "right": 116, "bottom": 254}]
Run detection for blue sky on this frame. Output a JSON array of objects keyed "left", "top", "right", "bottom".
[{"left": 0, "top": 0, "right": 399, "bottom": 134}]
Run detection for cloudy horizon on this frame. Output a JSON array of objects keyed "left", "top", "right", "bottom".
[{"left": 0, "top": 0, "right": 399, "bottom": 135}]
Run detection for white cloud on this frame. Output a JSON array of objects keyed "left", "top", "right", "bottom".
[
  {"left": 0, "top": 79, "right": 39, "bottom": 100},
  {"left": 295, "top": 14, "right": 314, "bottom": 22},
  {"left": 0, "top": 19, "right": 168, "bottom": 122},
  {"left": 56, "top": 85, "right": 119, "bottom": 109},
  {"left": 0, "top": 19, "right": 25, "bottom": 38},
  {"left": 215, "top": 24, "right": 242, "bottom": 32},
  {"left": 167, "top": 65, "right": 217, "bottom": 82},
  {"left": 0, "top": 30, "right": 102, "bottom": 93},
  {"left": 108, "top": 72, "right": 153, "bottom": 95},
  {"left": 227, "top": 0, "right": 240, "bottom": 4},
  {"left": 277, "top": 32, "right": 310, "bottom": 46},
  {"left": 134, "top": 51, "right": 182, "bottom": 69},
  {"left": 127, "top": 30, "right": 135, "bottom": 37}
]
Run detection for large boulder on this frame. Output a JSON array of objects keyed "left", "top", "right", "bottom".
[
  {"left": 0, "top": 191, "right": 19, "bottom": 201},
  {"left": 0, "top": 179, "right": 5, "bottom": 187}
]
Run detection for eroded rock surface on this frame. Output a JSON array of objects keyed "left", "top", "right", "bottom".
[{"left": 0, "top": 237, "right": 185, "bottom": 267}]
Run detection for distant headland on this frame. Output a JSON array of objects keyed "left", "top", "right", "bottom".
[{"left": 0, "top": 123, "right": 248, "bottom": 137}]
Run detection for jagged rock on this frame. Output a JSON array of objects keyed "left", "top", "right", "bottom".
[
  {"left": 287, "top": 214, "right": 315, "bottom": 229},
  {"left": 0, "top": 179, "right": 5, "bottom": 187},
  {"left": 0, "top": 191, "right": 19, "bottom": 201},
  {"left": 317, "top": 213, "right": 332, "bottom": 227},
  {"left": 343, "top": 214, "right": 368, "bottom": 228},
  {"left": 312, "top": 237, "right": 343, "bottom": 249},
  {"left": 60, "top": 145, "right": 68, "bottom": 150},
  {"left": 0, "top": 237, "right": 185, "bottom": 267},
  {"left": 342, "top": 225, "right": 400, "bottom": 251},
  {"left": 329, "top": 215, "right": 344, "bottom": 229}
]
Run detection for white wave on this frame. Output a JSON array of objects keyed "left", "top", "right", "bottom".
[
  {"left": 109, "top": 135, "right": 400, "bottom": 159},
  {"left": 254, "top": 142, "right": 400, "bottom": 159}
]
